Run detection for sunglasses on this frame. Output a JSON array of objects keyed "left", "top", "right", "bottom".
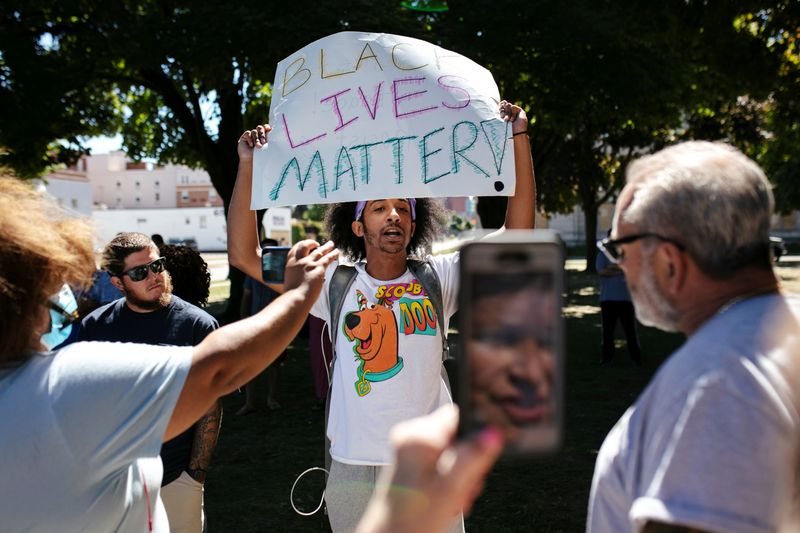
[
  {"left": 49, "top": 299, "right": 80, "bottom": 329},
  {"left": 597, "top": 233, "right": 685, "bottom": 264},
  {"left": 121, "top": 257, "right": 166, "bottom": 282}
]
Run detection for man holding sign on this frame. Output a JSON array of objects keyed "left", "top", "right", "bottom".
[{"left": 228, "top": 32, "right": 535, "bottom": 532}]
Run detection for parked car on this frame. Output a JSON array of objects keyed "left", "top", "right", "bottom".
[
  {"left": 771, "top": 236, "right": 786, "bottom": 263},
  {"left": 166, "top": 237, "right": 199, "bottom": 251}
]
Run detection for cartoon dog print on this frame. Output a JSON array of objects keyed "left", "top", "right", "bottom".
[{"left": 343, "top": 290, "right": 403, "bottom": 396}]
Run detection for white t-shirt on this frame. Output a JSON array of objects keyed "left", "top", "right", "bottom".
[
  {"left": 587, "top": 294, "right": 800, "bottom": 533},
  {"left": 311, "top": 253, "right": 459, "bottom": 464},
  {"left": 0, "top": 341, "right": 192, "bottom": 532}
]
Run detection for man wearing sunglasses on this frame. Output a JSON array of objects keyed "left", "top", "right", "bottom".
[
  {"left": 75, "top": 232, "right": 220, "bottom": 533},
  {"left": 587, "top": 142, "right": 800, "bottom": 532}
]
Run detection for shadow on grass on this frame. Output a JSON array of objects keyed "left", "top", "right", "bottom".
[{"left": 204, "top": 270, "right": 684, "bottom": 532}]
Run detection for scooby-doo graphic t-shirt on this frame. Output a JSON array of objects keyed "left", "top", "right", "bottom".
[{"left": 311, "top": 253, "right": 459, "bottom": 465}]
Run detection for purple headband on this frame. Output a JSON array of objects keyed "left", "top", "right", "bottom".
[{"left": 354, "top": 199, "right": 417, "bottom": 221}]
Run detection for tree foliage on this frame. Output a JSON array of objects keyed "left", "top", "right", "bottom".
[
  {"left": 435, "top": 0, "right": 782, "bottom": 269},
  {"left": 1, "top": 0, "right": 798, "bottom": 278}
]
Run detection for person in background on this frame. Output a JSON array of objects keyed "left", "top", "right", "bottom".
[
  {"left": 152, "top": 233, "right": 166, "bottom": 250},
  {"left": 595, "top": 229, "right": 641, "bottom": 365},
  {"left": 308, "top": 315, "right": 333, "bottom": 410},
  {"left": 161, "top": 243, "right": 212, "bottom": 308},
  {"left": 0, "top": 177, "right": 337, "bottom": 531},
  {"left": 75, "top": 233, "right": 221, "bottom": 533},
  {"left": 237, "top": 238, "right": 285, "bottom": 414}
]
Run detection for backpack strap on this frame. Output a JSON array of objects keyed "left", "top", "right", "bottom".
[
  {"left": 326, "top": 264, "right": 358, "bottom": 385},
  {"left": 407, "top": 259, "right": 450, "bottom": 363},
  {"left": 323, "top": 264, "right": 357, "bottom": 478}
]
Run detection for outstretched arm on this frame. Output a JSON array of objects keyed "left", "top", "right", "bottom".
[
  {"left": 165, "top": 240, "right": 338, "bottom": 440},
  {"left": 500, "top": 100, "right": 536, "bottom": 229}
]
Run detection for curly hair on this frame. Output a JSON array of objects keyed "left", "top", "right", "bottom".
[
  {"left": 324, "top": 198, "right": 446, "bottom": 262},
  {"left": 0, "top": 177, "right": 95, "bottom": 364},
  {"left": 161, "top": 244, "right": 211, "bottom": 307}
]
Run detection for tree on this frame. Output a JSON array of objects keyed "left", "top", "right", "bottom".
[
  {"left": 0, "top": 0, "right": 432, "bottom": 316},
  {"left": 434, "top": 0, "right": 778, "bottom": 269},
  {"left": 740, "top": 3, "right": 800, "bottom": 213}
]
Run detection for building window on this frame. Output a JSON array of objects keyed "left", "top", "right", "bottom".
[
  {"left": 180, "top": 175, "right": 189, "bottom": 184},
  {"left": 116, "top": 181, "right": 121, "bottom": 189},
  {"left": 209, "top": 189, "right": 217, "bottom": 200},
  {"left": 135, "top": 197, "right": 141, "bottom": 204},
  {"left": 155, "top": 192, "right": 160, "bottom": 202},
  {"left": 154, "top": 180, "right": 160, "bottom": 188},
  {"left": 70, "top": 199, "right": 78, "bottom": 209},
  {"left": 200, "top": 216, "right": 207, "bottom": 228},
  {"left": 135, "top": 181, "right": 140, "bottom": 190},
  {"left": 181, "top": 191, "right": 189, "bottom": 202},
  {"left": 116, "top": 197, "right": 122, "bottom": 206},
  {"left": 185, "top": 217, "right": 191, "bottom": 225}
]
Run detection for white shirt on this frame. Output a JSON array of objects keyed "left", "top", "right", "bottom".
[
  {"left": 0, "top": 342, "right": 192, "bottom": 532},
  {"left": 587, "top": 294, "right": 800, "bottom": 533},
  {"left": 311, "top": 253, "right": 459, "bottom": 464}
]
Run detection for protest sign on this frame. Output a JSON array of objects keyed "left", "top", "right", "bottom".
[{"left": 252, "top": 31, "right": 515, "bottom": 209}]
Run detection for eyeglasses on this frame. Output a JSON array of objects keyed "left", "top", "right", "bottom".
[
  {"left": 121, "top": 257, "right": 166, "bottom": 282},
  {"left": 49, "top": 300, "right": 79, "bottom": 330},
  {"left": 597, "top": 233, "right": 685, "bottom": 264}
]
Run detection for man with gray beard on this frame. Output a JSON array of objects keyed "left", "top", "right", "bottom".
[
  {"left": 76, "top": 232, "right": 221, "bottom": 533},
  {"left": 588, "top": 141, "right": 800, "bottom": 532}
]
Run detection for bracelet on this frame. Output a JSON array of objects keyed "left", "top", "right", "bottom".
[{"left": 512, "top": 130, "right": 528, "bottom": 137}]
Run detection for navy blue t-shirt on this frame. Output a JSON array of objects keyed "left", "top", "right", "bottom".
[{"left": 75, "top": 295, "right": 218, "bottom": 485}]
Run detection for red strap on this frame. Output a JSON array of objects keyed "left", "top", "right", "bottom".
[{"left": 139, "top": 467, "right": 152, "bottom": 532}]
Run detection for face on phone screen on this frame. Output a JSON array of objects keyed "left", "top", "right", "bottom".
[
  {"left": 467, "top": 273, "right": 556, "bottom": 444},
  {"left": 261, "top": 246, "right": 290, "bottom": 284}
]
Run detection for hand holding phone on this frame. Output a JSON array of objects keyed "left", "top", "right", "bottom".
[{"left": 457, "top": 230, "right": 565, "bottom": 456}]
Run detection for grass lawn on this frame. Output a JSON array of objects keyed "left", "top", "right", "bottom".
[{"left": 202, "top": 261, "right": 798, "bottom": 532}]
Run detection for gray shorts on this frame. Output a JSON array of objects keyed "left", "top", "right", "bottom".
[{"left": 325, "top": 459, "right": 464, "bottom": 533}]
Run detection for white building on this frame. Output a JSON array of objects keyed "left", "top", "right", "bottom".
[
  {"left": 34, "top": 163, "right": 93, "bottom": 217},
  {"left": 87, "top": 152, "right": 222, "bottom": 210},
  {"left": 93, "top": 207, "right": 228, "bottom": 252}
]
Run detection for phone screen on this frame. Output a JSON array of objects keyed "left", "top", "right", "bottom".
[
  {"left": 261, "top": 246, "right": 291, "bottom": 284},
  {"left": 458, "top": 239, "right": 563, "bottom": 455}
]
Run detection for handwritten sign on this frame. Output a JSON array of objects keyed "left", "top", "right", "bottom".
[{"left": 251, "top": 31, "right": 515, "bottom": 209}]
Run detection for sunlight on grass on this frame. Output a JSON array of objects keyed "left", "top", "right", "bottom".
[
  {"left": 209, "top": 280, "right": 230, "bottom": 303},
  {"left": 776, "top": 264, "right": 800, "bottom": 294},
  {"left": 564, "top": 304, "right": 601, "bottom": 318}
]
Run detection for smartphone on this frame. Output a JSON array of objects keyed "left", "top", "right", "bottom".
[
  {"left": 261, "top": 246, "right": 291, "bottom": 284},
  {"left": 457, "top": 230, "right": 565, "bottom": 456}
]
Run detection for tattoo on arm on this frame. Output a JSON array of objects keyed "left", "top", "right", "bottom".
[{"left": 188, "top": 400, "right": 223, "bottom": 471}]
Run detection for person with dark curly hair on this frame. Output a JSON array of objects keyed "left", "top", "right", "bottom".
[
  {"left": 160, "top": 244, "right": 212, "bottom": 308},
  {"left": 228, "top": 99, "right": 536, "bottom": 532}
]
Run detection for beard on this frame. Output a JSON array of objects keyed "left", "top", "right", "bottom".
[
  {"left": 631, "top": 261, "right": 681, "bottom": 333},
  {"left": 122, "top": 272, "right": 173, "bottom": 311}
]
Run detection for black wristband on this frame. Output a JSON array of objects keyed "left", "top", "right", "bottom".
[{"left": 512, "top": 130, "right": 528, "bottom": 137}]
